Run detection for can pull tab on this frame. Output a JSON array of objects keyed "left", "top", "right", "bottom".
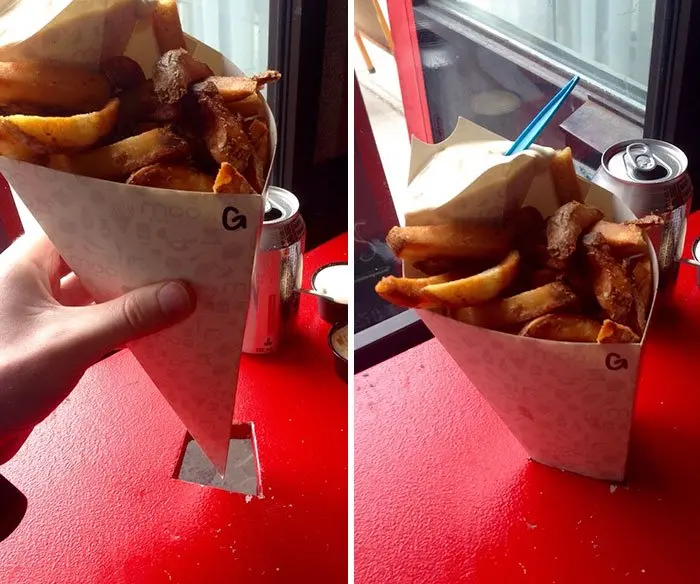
[{"left": 624, "top": 142, "right": 669, "bottom": 180}]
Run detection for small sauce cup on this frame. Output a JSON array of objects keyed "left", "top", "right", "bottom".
[
  {"left": 328, "top": 322, "right": 348, "bottom": 382},
  {"left": 311, "top": 262, "right": 349, "bottom": 324}
]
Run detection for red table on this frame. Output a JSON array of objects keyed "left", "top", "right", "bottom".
[
  {"left": 0, "top": 235, "right": 348, "bottom": 583},
  {"left": 355, "top": 216, "right": 700, "bottom": 583}
]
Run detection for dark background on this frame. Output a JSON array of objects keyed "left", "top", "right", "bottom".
[{"left": 270, "top": 0, "right": 349, "bottom": 251}]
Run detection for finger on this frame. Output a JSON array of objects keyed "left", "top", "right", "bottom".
[
  {"left": 69, "top": 281, "right": 196, "bottom": 358},
  {"left": 2, "top": 232, "right": 67, "bottom": 286},
  {"left": 58, "top": 273, "right": 94, "bottom": 306}
]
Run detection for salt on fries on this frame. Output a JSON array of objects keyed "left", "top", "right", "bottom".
[
  {"left": 0, "top": 2, "right": 279, "bottom": 195},
  {"left": 376, "top": 149, "right": 662, "bottom": 344}
]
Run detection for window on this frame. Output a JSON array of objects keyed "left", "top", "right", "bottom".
[
  {"left": 439, "top": 0, "right": 655, "bottom": 110},
  {"left": 410, "top": 0, "right": 657, "bottom": 167},
  {"left": 177, "top": 0, "right": 270, "bottom": 75}
]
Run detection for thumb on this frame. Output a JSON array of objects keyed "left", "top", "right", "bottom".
[{"left": 74, "top": 281, "right": 196, "bottom": 357}]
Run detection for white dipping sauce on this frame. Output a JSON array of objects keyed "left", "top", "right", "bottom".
[
  {"left": 331, "top": 325, "right": 348, "bottom": 360},
  {"left": 313, "top": 263, "right": 349, "bottom": 304}
]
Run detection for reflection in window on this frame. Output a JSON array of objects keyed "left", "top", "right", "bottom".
[{"left": 434, "top": 0, "right": 655, "bottom": 108}]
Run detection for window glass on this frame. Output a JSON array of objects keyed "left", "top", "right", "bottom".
[
  {"left": 444, "top": 0, "right": 655, "bottom": 108},
  {"left": 177, "top": 0, "right": 270, "bottom": 74}
]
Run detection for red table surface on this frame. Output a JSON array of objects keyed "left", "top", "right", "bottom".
[
  {"left": 0, "top": 235, "right": 348, "bottom": 584},
  {"left": 355, "top": 215, "right": 700, "bottom": 584}
]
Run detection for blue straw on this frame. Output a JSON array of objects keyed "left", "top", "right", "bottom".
[{"left": 505, "top": 75, "right": 580, "bottom": 156}]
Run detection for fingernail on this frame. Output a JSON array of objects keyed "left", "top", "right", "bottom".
[{"left": 157, "top": 281, "right": 194, "bottom": 317}]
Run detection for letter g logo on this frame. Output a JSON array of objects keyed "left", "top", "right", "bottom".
[
  {"left": 605, "top": 353, "right": 628, "bottom": 371},
  {"left": 222, "top": 207, "right": 247, "bottom": 231}
]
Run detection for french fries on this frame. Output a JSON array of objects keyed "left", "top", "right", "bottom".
[
  {"left": 226, "top": 93, "right": 267, "bottom": 119},
  {"left": 0, "top": 1, "right": 279, "bottom": 197},
  {"left": 547, "top": 201, "right": 604, "bottom": 267},
  {"left": 454, "top": 282, "right": 579, "bottom": 330},
  {"left": 0, "top": 61, "right": 110, "bottom": 112},
  {"left": 584, "top": 220, "right": 647, "bottom": 257},
  {"left": 519, "top": 315, "right": 601, "bottom": 342},
  {"left": 376, "top": 148, "right": 660, "bottom": 345},
  {"left": 597, "top": 320, "right": 640, "bottom": 344},
  {"left": 584, "top": 234, "right": 634, "bottom": 324},
  {"left": 127, "top": 163, "right": 214, "bottom": 192},
  {"left": 375, "top": 273, "right": 455, "bottom": 309},
  {"left": 0, "top": 98, "right": 119, "bottom": 152},
  {"left": 246, "top": 118, "right": 269, "bottom": 192},
  {"left": 49, "top": 127, "right": 190, "bottom": 180},
  {"left": 386, "top": 224, "right": 511, "bottom": 263},
  {"left": 213, "top": 162, "right": 256, "bottom": 194},
  {"left": 549, "top": 147, "right": 583, "bottom": 205},
  {"left": 413, "top": 258, "right": 493, "bottom": 277},
  {"left": 209, "top": 71, "right": 281, "bottom": 102},
  {"left": 193, "top": 80, "right": 254, "bottom": 173},
  {"left": 153, "top": 49, "right": 213, "bottom": 104},
  {"left": 631, "top": 256, "right": 653, "bottom": 315},
  {"left": 421, "top": 250, "right": 520, "bottom": 308},
  {"left": 152, "top": 0, "right": 188, "bottom": 54}
]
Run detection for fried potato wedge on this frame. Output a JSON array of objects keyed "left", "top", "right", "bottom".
[
  {"left": 100, "top": 56, "right": 146, "bottom": 93},
  {"left": 192, "top": 81, "right": 253, "bottom": 172},
  {"left": 213, "top": 162, "right": 256, "bottom": 194},
  {"left": 0, "top": 98, "right": 119, "bottom": 153},
  {"left": 583, "top": 220, "right": 646, "bottom": 257},
  {"left": 519, "top": 314, "right": 601, "bottom": 342},
  {"left": 412, "top": 258, "right": 495, "bottom": 277},
  {"left": 127, "top": 163, "right": 214, "bottom": 192},
  {"left": 597, "top": 319, "right": 640, "bottom": 344},
  {"left": 454, "top": 282, "right": 578, "bottom": 330},
  {"left": 209, "top": 71, "right": 281, "bottom": 102},
  {"left": 225, "top": 93, "right": 266, "bottom": 119},
  {"left": 550, "top": 147, "right": 583, "bottom": 205},
  {"left": 245, "top": 118, "right": 269, "bottom": 192},
  {"left": 49, "top": 127, "right": 189, "bottom": 180},
  {"left": 0, "top": 129, "right": 43, "bottom": 163},
  {"left": 386, "top": 223, "right": 511, "bottom": 263},
  {"left": 547, "top": 200, "right": 604, "bottom": 266},
  {"left": 631, "top": 256, "right": 653, "bottom": 315},
  {"left": 584, "top": 234, "right": 634, "bottom": 323},
  {"left": 629, "top": 255, "right": 653, "bottom": 334},
  {"left": 0, "top": 61, "right": 110, "bottom": 112},
  {"left": 421, "top": 250, "right": 520, "bottom": 308},
  {"left": 376, "top": 273, "right": 454, "bottom": 309},
  {"left": 626, "top": 215, "right": 664, "bottom": 229},
  {"left": 152, "top": 0, "right": 187, "bottom": 54},
  {"left": 153, "top": 49, "right": 214, "bottom": 105}
]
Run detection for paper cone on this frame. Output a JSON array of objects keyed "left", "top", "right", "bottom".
[
  {"left": 404, "top": 119, "right": 658, "bottom": 481},
  {"left": 0, "top": 2, "right": 277, "bottom": 475}
]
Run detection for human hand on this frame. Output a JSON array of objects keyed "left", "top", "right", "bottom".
[{"left": 0, "top": 233, "right": 196, "bottom": 463}]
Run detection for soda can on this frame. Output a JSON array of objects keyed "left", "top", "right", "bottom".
[
  {"left": 593, "top": 139, "right": 693, "bottom": 287},
  {"left": 242, "top": 187, "right": 306, "bottom": 354}
]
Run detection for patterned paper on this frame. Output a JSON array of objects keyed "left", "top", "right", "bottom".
[
  {"left": 0, "top": 2, "right": 277, "bottom": 475},
  {"left": 405, "top": 118, "right": 658, "bottom": 481}
]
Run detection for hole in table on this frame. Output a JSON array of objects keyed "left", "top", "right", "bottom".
[
  {"left": 174, "top": 423, "right": 261, "bottom": 496},
  {"left": 0, "top": 474, "right": 27, "bottom": 542}
]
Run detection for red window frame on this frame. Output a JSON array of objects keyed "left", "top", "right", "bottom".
[{"left": 386, "top": 0, "right": 432, "bottom": 144}]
